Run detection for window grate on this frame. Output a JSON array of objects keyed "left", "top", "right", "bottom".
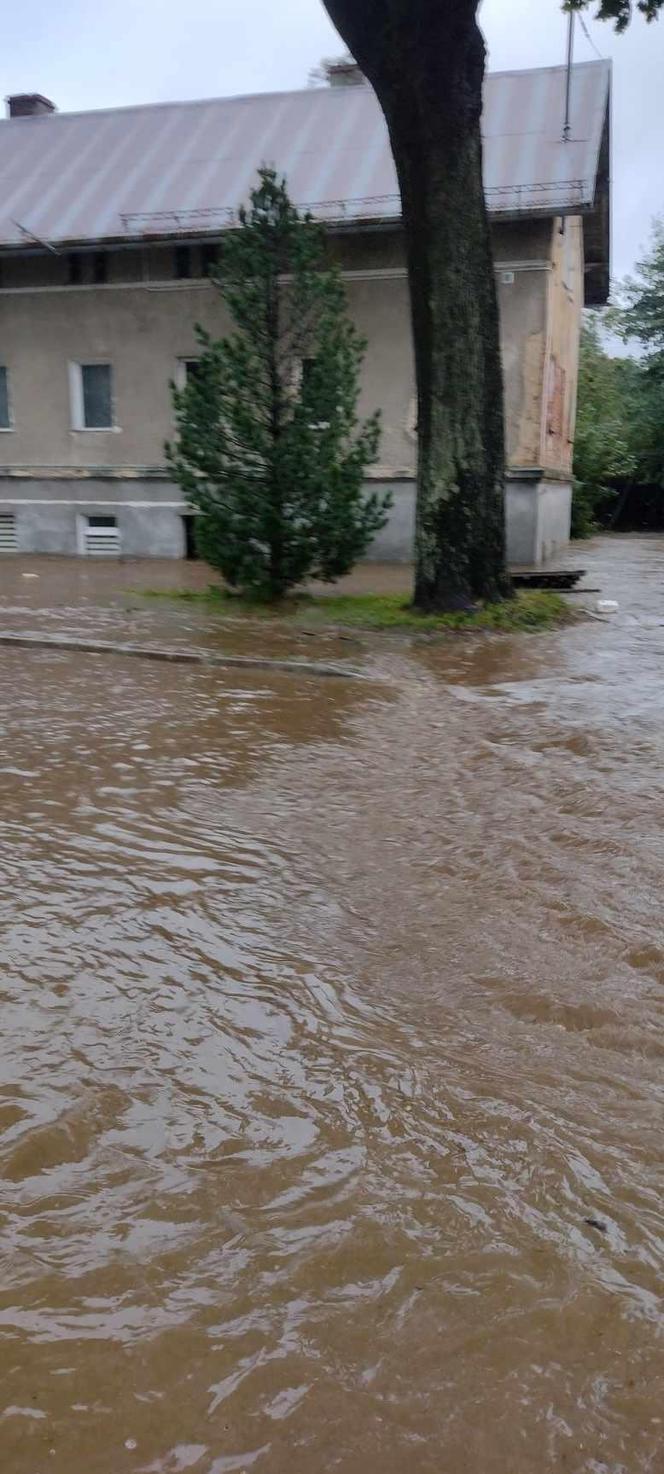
[
  {"left": 0, "top": 513, "right": 17, "bottom": 552},
  {"left": 83, "top": 521, "right": 120, "bottom": 556}
]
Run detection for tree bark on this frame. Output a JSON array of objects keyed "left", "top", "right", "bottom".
[{"left": 321, "top": 0, "right": 510, "bottom": 608}]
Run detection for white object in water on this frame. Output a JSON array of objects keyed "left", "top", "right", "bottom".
[
  {"left": 596, "top": 599, "right": 619, "bottom": 614},
  {"left": 21, "top": 572, "right": 39, "bottom": 579}
]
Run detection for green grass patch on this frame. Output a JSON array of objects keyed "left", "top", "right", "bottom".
[
  {"left": 136, "top": 585, "right": 573, "bottom": 633},
  {"left": 299, "top": 590, "right": 572, "bottom": 630}
]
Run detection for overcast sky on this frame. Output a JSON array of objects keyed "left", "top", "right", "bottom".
[{"left": 1, "top": 0, "right": 661, "bottom": 282}]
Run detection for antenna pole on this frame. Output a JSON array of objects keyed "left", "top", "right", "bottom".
[{"left": 563, "top": 9, "right": 575, "bottom": 141}]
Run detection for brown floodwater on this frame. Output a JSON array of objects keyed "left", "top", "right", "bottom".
[{"left": 1, "top": 536, "right": 663, "bottom": 1474}]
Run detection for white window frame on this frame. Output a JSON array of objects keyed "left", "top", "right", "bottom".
[
  {"left": 69, "top": 360, "right": 117, "bottom": 431},
  {"left": 175, "top": 357, "right": 201, "bottom": 390},
  {"left": 76, "top": 513, "right": 121, "bottom": 556},
  {"left": 0, "top": 364, "right": 14, "bottom": 431}
]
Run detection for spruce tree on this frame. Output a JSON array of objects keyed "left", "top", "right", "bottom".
[{"left": 167, "top": 169, "right": 387, "bottom": 600}]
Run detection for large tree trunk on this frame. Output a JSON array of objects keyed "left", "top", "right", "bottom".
[{"left": 321, "top": 0, "right": 510, "bottom": 609}]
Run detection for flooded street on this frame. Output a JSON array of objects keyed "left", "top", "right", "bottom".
[{"left": 1, "top": 535, "right": 663, "bottom": 1473}]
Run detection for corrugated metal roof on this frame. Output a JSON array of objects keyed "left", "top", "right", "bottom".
[{"left": 0, "top": 60, "right": 610, "bottom": 249}]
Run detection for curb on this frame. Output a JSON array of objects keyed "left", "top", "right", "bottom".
[{"left": 0, "top": 630, "right": 365, "bottom": 680}]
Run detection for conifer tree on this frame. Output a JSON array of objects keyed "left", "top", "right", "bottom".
[{"left": 167, "top": 169, "right": 387, "bottom": 600}]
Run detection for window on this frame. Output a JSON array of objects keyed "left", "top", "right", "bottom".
[
  {"left": 0, "top": 366, "right": 12, "bottom": 429},
  {"left": 300, "top": 356, "right": 331, "bottom": 430},
  {"left": 81, "top": 363, "right": 112, "bottom": 428},
  {"left": 93, "top": 251, "right": 107, "bottom": 285},
  {"left": 70, "top": 362, "right": 114, "bottom": 430},
  {"left": 174, "top": 245, "right": 192, "bottom": 280},
  {"left": 175, "top": 358, "right": 201, "bottom": 390},
  {"left": 201, "top": 242, "right": 219, "bottom": 276},
  {"left": 67, "top": 253, "right": 83, "bottom": 286},
  {"left": 78, "top": 514, "right": 121, "bottom": 556}
]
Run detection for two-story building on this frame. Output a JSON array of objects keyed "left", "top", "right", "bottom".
[{"left": 0, "top": 59, "right": 610, "bottom": 564}]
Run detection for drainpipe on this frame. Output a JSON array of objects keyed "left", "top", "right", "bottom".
[{"left": 563, "top": 10, "right": 575, "bottom": 141}]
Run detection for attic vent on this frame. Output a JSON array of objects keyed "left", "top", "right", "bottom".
[
  {"left": 82, "top": 515, "right": 121, "bottom": 556},
  {"left": 0, "top": 514, "right": 17, "bottom": 551}
]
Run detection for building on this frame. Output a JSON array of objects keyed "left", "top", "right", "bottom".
[{"left": 0, "top": 61, "right": 610, "bottom": 564}]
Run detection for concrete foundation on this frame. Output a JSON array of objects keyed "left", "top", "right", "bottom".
[
  {"left": 0, "top": 471, "right": 572, "bottom": 567},
  {"left": 368, "top": 474, "right": 573, "bottom": 567},
  {"left": 365, "top": 481, "right": 415, "bottom": 563},
  {"left": 0, "top": 479, "right": 188, "bottom": 559},
  {"left": 505, "top": 476, "right": 573, "bottom": 566}
]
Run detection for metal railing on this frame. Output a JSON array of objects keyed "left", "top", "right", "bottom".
[{"left": 120, "top": 179, "right": 591, "bottom": 236}]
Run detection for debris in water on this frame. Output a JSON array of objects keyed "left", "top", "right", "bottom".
[{"left": 584, "top": 1217, "right": 608, "bottom": 1233}]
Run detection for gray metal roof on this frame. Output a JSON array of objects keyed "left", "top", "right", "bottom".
[{"left": 0, "top": 60, "right": 610, "bottom": 250}]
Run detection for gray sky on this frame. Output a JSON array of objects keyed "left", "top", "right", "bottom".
[{"left": 1, "top": 0, "right": 661, "bottom": 281}]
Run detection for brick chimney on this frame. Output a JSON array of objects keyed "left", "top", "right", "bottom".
[
  {"left": 6, "top": 94, "right": 56, "bottom": 119},
  {"left": 326, "top": 60, "right": 366, "bottom": 88}
]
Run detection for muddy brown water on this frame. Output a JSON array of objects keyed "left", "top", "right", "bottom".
[{"left": 1, "top": 537, "right": 663, "bottom": 1473}]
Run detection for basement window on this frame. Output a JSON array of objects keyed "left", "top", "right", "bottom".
[
  {"left": 181, "top": 513, "right": 199, "bottom": 559},
  {"left": 80, "top": 515, "right": 121, "bottom": 557},
  {"left": 70, "top": 362, "right": 114, "bottom": 430},
  {"left": 0, "top": 366, "right": 12, "bottom": 429},
  {"left": 93, "top": 251, "right": 108, "bottom": 284},
  {"left": 0, "top": 513, "right": 17, "bottom": 551}
]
